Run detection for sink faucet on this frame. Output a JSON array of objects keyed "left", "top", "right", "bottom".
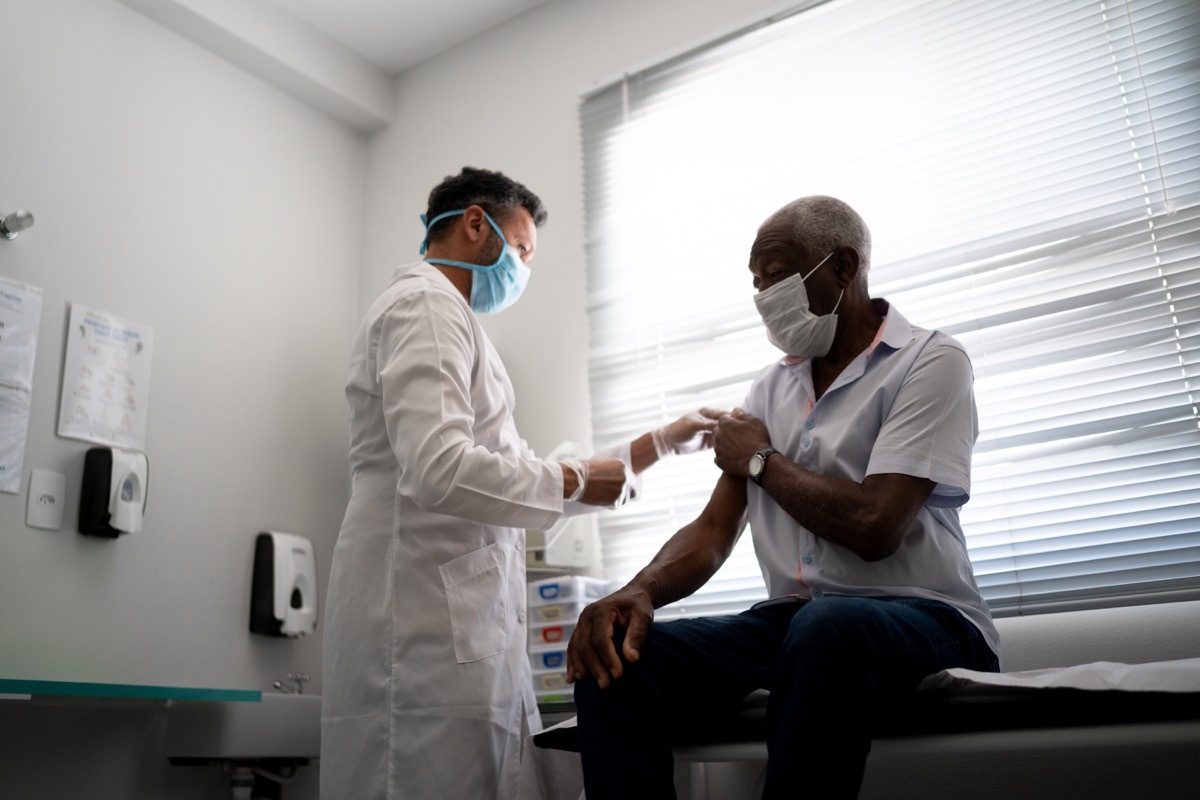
[{"left": 273, "top": 672, "right": 311, "bottom": 694}]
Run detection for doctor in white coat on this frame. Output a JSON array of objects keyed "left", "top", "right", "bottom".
[{"left": 321, "top": 167, "right": 718, "bottom": 800}]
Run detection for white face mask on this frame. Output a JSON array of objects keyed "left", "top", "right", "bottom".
[{"left": 753, "top": 250, "right": 843, "bottom": 358}]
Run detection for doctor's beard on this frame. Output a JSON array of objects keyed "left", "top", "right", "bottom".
[{"left": 475, "top": 227, "right": 505, "bottom": 267}]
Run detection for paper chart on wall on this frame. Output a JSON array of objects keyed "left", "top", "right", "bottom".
[
  {"left": 57, "top": 303, "right": 154, "bottom": 450},
  {"left": 0, "top": 277, "right": 44, "bottom": 494}
]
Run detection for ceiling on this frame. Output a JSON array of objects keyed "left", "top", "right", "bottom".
[{"left": 264, "top": 0, "right": 551, "bottom": 75}]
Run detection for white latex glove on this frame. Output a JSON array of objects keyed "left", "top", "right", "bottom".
[
  {"left": 650, "top": 408, "right": 725, "bottom": 458},
  {"left": 561, "top": 459, "right": 589, "bottom": 502},
  {"left": 566, "top": 457, "right": 631, "bottom": 508}
]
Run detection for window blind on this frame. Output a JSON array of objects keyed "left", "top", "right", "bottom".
[{"left": 581, "top": 0, "right": 1200, "bottom": 618}]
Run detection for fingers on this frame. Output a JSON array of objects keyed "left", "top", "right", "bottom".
[
  {"left": 566, "top": 611, "right": 597, "bottom": 684},
  {"left": 716, "top": 408, "right": 764, "bottom": 432},
  {"left": 621, "top": 609, "right": 651, "bottom": 664},
  {"left": 660, "top": 408, "right": 727, "bottom": 457},
  {"left": 566, "top": 594, "right": 655, "bottom": 689},
  {"left": 670, "top": 411, "right": 717, "bottom": 439},
  {"left": 710, "top": 407, "right": 773, "bottom": 475},
  {"left": 566, "top": 604, "right": 624, "bottom": 689}
]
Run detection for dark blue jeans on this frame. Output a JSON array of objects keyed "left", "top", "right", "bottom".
[{"left": 574, "top": 595, "right": 998, "bottom": 800}]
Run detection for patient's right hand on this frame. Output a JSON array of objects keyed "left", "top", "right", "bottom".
[{"left": 567, "top": 586, "right": 655, "bottom": 689}]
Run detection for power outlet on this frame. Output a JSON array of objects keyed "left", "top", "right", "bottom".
[
  {"left": 26, "top": 469, "right": 66, "bottom": 530},
  {"left": 526, "top": 528, "right": 547, "bottom": 568}
]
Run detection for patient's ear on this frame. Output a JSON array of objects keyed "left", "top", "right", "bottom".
[{"left": 833, "top": 246, "right": 861, "bottom": 288}]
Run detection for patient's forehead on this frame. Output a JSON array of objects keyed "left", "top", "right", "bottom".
[{"left": 750, "top": 223, "right": 807, "bottom": 269}]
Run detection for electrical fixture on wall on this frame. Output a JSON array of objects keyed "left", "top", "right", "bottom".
[{"left": 1, "top": 210, "right": 34, "bottom": 240}]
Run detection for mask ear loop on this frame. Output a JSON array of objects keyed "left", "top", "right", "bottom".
[
  {"left": 829, "top": 288, "right": 845, "bottom": 315},
  {"left": 802, "top": 250, "right": 843, "bottom": 315},
  {"left": 801, "top": 250, "right": 836, "bottom": 282}
]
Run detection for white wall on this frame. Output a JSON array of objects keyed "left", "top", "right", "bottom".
[{"left": 0, "top": 0, "right": 362, "bottom": 693}]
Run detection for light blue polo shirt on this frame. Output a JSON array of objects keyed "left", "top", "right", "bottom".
[{"left": 743, "top": 299, "right": 999, "bottom": 655}]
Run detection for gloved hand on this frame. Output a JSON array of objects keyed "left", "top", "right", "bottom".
[
  {"left": 561, "top": 459, "right": 590, "bottom": 502},
  {"left": 564, "top": 458, "right": 632, "bottom": 509},
  {"left": 650, "top": 408, "right": 726, "bottom": 458}
]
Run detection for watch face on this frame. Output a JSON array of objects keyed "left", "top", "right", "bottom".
[{"left": 748, "top": 454, "right": 763, "bottom": 478}]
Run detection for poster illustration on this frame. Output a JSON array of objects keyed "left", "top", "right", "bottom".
[{"left": 57, "top": 303, "right": 154, "bottom": 450}]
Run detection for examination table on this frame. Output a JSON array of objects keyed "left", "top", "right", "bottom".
[{"left": 526, "top": 658, "right": 1200, "bottom": 800}]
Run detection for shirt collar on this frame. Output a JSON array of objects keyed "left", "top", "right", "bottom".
[{"left": 871, "top": 298, "right": 915, "bottom": 354}]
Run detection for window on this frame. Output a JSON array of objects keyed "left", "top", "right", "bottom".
[{"left": 581, "top": 0, "right": 1200, "bottom": 617}]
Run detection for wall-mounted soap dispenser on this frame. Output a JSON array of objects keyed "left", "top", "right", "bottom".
[
  {"left": 250, "top": 531, "right": 318, "bottom": 638},
  {"left": 78, "top": 447, "right": 149, "bottom": 537}
]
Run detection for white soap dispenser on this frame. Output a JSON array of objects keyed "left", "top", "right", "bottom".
[
  {"left": 79, "top": 447, "right": 149, "bottom": 537},
  {"left": 108, "top": 448, "right": 148, "bottom": 533},
  {"left": 249, "top": 531, "right": 318, "bottom": 638}
]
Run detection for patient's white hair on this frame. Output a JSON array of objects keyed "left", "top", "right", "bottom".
[{"left": 767, "top": 196, "right": 872, "bottom": 285}]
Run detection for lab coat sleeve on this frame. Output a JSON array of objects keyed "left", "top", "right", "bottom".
[
  {"left": 518, "top": 436, "right": 589, "bottom": 519},
  {"left": 375, "top": 288, "right": 564, "bottom": 530}
]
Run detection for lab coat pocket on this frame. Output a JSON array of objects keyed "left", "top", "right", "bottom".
[{"left": 439, "top": 543, "right": 508, "bottom": 664}]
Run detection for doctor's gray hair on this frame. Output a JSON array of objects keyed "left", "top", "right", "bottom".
[
  {"left": 771, "top": 196, "right": 872, "bottom": 285},
  {"left": 425, "top": 167, "right": 548, "bottom": 246}
]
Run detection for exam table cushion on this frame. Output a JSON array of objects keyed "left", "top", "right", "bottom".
[{"left": 533, "top": 659, "right": 1200, "bottom": 753}]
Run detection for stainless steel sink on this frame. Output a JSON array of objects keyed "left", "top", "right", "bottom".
[{"left": 166, "top": 692, "right": 321, "bottom": 761}]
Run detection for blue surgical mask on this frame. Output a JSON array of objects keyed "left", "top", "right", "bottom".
[{"left": 420, "top": 209, "right": 531, "bottom": 314}]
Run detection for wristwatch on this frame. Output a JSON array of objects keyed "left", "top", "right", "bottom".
[{"left": 747, "top": 447, "right": 778, "bottom": 486}]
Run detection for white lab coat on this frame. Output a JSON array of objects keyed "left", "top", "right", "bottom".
[{"left": 321, "top": 262, "right": 568, "bottom": 800}]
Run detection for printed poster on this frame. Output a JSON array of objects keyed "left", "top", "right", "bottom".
[
  {"left": 0, "top": 277, "right": 44, "bottom": 494},
  {"left": 57, "top": 303, "right": 154, "bottom": 450}
]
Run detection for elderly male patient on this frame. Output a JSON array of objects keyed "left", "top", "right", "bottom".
[{"left": 567, "top": 196, "right": 1000, "bottom": 799}]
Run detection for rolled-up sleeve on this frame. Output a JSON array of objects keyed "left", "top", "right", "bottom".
[
  {"left": 375, "top": 288, "right": 563, "bottom": 530},
  {"left": 866, "top": 335, "right": 978, "bottom": 507}
]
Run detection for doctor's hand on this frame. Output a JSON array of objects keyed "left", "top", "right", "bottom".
[
  {"left": 567, "top": 586, "right": 655, "bottom": 689},
  {"left": 576, "top": 458, "right": 631, "bottom": 508},
  {"left": 712, "top": 409, "right": 773, "bottom": 478},
  {"left": 650, "top": 408, "right": 726, "bottom": 458}
]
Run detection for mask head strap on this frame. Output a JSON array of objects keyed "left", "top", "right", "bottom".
[
  {"left": 419, "top": 209, "right": 508, "bottom": 260},
  {"left": 419, "top": 209, "right": 470, "bottom": 255}
]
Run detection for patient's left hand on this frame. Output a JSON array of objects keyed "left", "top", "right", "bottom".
[{"left": 712, "top": 409, "right": 772, "bottom": 477}]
